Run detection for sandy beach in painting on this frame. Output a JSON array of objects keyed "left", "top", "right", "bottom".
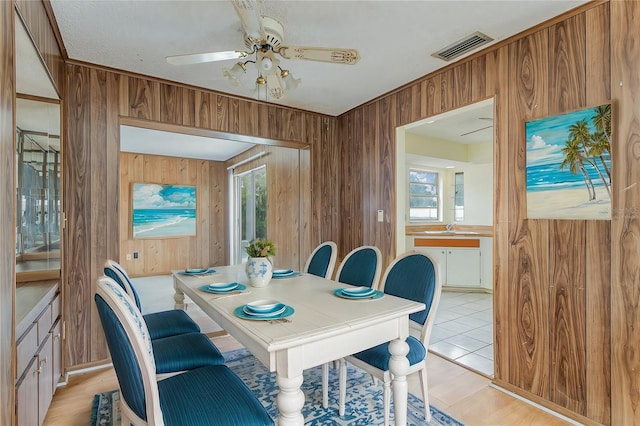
[{"left": 527, "top": 186, "right": 611, "bottom": 219}]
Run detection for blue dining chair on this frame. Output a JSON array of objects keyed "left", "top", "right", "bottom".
[
  {"left": 303, "top": 241, "right": 338, "bottom": 279},
  {"left": 337, "top": 251, "right": 442, "bottom": 424},
  {"left": 334, "top": 245, "right": 382, "bottom": 288},
  {"left": 95, "top": 276, "right": 274, "bottom": 425},
  {"left": 104, "top": 259, "right": 201, "bottom": 340},
  {"left": 322, "top": 245, "right": 382, "bottom": 409},
  {"left": 98, "top": 275, "right": 225, "bottom": 376}
]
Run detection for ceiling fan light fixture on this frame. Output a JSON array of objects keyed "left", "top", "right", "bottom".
[
  {"left": 255, "top": 75, "right": 268, "bottom": 100},
  {"left": 223, "top": 62, "right": 247, "bottom": 86},
  {"left": 280, "top": 69, "right": 300, "bottom": 91}
]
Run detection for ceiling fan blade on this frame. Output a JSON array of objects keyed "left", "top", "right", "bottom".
[
  {"left": 166, "top": 50, "right": 249, "bottom": 65},
  {"left": 278, "top": 46, "right": 360, "bottom": 65},
  {"left": 460, "top": 125, "right": 493, "bottom": 137},
  {"left": 231, "top": 0, "right": 265, "bottom": 44}
]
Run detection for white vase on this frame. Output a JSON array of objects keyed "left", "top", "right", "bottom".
[{"left": 245, "top": 257, "right": 273, "bottom": 287}]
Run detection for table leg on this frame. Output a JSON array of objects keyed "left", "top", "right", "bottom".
[
  {"left": 276, "top": 372, "right": 305, "bottom": 425},
  {"left": 388, "top": 338, "right": 410, "bottom": 426},
  {"left": 173, "top": 280, "right": 185, "bottom": 309}
]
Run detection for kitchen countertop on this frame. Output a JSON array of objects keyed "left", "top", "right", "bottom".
[
  {"left": 16, "top": 280, "right": 59, "bottom": 338},
  {"left": 406, "top": 225, "right": 493, "bottom": 238}
]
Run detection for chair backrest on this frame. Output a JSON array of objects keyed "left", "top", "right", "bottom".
[
  {"left": 335, "top": 245, "right": 382, "bottom": 289},
  {"left": 95, "top": 276, "right": 164, "bottom": 425},
  {"left": 304, "top": 241, "right": 338, "bottom": 279},
  {"left": 379, "top": 251, "right": 442, "bottom": 345},
  {"left": 104, "top": 259, "right": 142, "bottom": 310}
]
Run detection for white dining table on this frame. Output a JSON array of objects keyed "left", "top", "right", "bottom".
[{"left": 173, "top": 265, "right": 425, "bottom": 426}]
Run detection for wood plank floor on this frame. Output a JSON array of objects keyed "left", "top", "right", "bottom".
[{"left": 43, "top": 333, "right": 569, "bottom": 426}]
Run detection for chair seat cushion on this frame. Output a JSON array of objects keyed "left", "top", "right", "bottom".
[
  {"left": 143, "top": 309, "right": 200, "bottom": 340},
  {"left": 152, "top": 332, "right": 225, "bottom": 374},
  {"left": 352, "top": 336, "right": 426, "bottom": 371},
  {"left": 158, "top": 364, "right": 274, "bottom": 425}
]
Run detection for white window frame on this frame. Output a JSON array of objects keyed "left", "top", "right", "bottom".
[{"left": 408, "top": 168, "right": 441, "bottom": 222}]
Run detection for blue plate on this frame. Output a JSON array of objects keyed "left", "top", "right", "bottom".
[
  {"left": 181, "top": 268, "right": 216, "bottom": 276},
  {"left": 333, "top": 288, "right": 384, "bottom": 300},
  {"left": 243, "top": 304, "right": 286, "bottom": 316},
  {"left": 272, "top": 270, "right": 300, "bottom": 279},
  {"left": 234, "top": 304, "right": 295, "bottom": 321},
  {"left": 199, "top": 283, "right": 246, "bottom": 294}
]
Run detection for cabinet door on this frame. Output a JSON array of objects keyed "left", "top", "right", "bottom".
[
  {"left": 38, "top": 335, "right": 54, "bottom": 425},
  {"left": 16, "top": 357, "right": 39, "bottom": 426},
  {"left": 446, "top": 248, "right": 481, "bottom": 287},
  {"left": 52, "top": 320, "right": 62, "bottom": 393}
]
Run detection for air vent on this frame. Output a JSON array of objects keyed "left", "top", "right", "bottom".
[{"left": 432, "top": 32, "right": 494, "bottom": 62}]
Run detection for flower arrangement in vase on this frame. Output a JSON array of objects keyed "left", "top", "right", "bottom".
[{"left": 245, "top": 238, "right": 276, "bottom": 287}]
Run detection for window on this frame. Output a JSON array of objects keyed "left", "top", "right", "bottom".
[
  {"left": 409, "top": 169, "right": 439, "bottom": 221},
  {"left": 454, "top": 172, "right": 464, "bottom": 221},
  {"left": 235, "top": 166, "right": 267, "bottom": 262}
]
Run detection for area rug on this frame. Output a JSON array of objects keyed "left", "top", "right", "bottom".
[{"left": 92, "top": 348, "right": 463, "bottom": 426}]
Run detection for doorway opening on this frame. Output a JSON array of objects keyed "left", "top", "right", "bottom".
[{"left": 395, "top": 98, "right": 495, "bottom": 377}]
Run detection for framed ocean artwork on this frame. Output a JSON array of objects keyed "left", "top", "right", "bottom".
[
  {"left": 525, "top": 103, "right": 611, "bottom": 220},
  {"left": 132, "top": 183, "right": 197, "bottom": 238}
]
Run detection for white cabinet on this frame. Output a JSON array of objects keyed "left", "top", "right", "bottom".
[
  {"left": 445, "top": 248, "right": 481, "bottom": 287},
  {"left": 412, "top": 237, "right": 483, "bottom": 288},
  {"left": 15, "top": 284, "right": 61, "bottom": 426}
]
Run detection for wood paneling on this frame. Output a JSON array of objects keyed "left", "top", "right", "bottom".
[
  {"left": 335, "top": 3, "right": 613, "bottom": 424},
  {"left": 610, "top": 1, "right": 640, "bottom": 425},
  {"left": 63, "top": 65, "right": 332, "bottom": 367},
  {"left": 14, "top": 0, "right": 64, "bottom": 97},
  {"left": 485, "top": 45, "right": 509, "bottom": 383},
  {"left": 549, "top": 14, "right": 586, "bottom": 114},
  {"left": 0, "top": 2, "right": 15, "bottom": 424},
  {"left": 119, "top": 153, "right": 221, "bottom": 276}
]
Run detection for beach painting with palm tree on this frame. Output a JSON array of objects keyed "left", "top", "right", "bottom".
[{"left": 526, "top": 104, "right": 611, "bottom": 219}]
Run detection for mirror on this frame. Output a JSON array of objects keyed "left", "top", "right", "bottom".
[{"left": 15, "top": 16, "right": 62, "bottom": 281}]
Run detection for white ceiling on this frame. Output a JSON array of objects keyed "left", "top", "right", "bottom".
[
  {"left": 120, "top": 125, "right": 254, "bottom": 161},
  {"left": 49, "top": 0, "right": 587, "bottom": 117}
]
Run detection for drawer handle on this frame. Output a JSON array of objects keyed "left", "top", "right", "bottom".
[
  {"left": 40, "top": 357, "right": 48, "bottom": 365},
  {"left": 33, "top": 367, "right": 42, "bottom": 375}
]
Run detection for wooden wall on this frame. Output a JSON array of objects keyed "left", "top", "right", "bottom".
[
  {"left": 0, "top": 2, "right": 15, "bottom": 424},
  {"left": 63, "top": 64, "right": 337, "bottom": 367},
  {"left": 225, "top": 144, "right": 311, "bottom": 270},
  {"left": 336, "top": 2, "right": 613, "bottom": 424},
  {"left": 118, "top": 144, "right": 309, "bottom": 277},
  {"left": 14, "top": 0, "right": 64, "bottom": 98},
  {"left": 610, "top": 2, "right": 640, "bottom": 425},
  {"left": 119, "top": 153, "right": 227, "bottom": 276}
]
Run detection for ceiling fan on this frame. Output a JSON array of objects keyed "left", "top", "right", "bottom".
[
  {"left": 460, "top": 117, "right": 493, "bottom": 137},
  {"left": 166, "top": 0, "right": 361, "bottom": 101}
]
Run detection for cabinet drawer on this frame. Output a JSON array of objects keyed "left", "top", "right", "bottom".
[
  {"left": 16, "top": 325, "right": 38, "bottom": 378},
  {"left": 37, "top": 304, "right": 53, "bottom": 345}
]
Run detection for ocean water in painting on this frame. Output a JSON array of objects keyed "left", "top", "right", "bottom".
[
  {"left": 132, "top": 184, "right": 196, "bottom": 238},
  {"left": 133, "top": 208, "right": 196, "bottom": 237},
  {"left": 526, "top": 106, "right": 611, "bottom": 193}
]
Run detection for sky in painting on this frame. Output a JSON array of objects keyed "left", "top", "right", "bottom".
[
  {"left": 133, "top": 183, "right": 196, "bottom": 209},
  {"left": 525, "top": 107, "right": 598, "bottom": 167}
]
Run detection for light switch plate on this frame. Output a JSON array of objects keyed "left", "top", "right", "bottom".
[{"left": 377, "top": 210, "right": 384, "bottom": 222}]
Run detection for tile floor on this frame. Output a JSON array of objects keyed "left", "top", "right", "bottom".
[
  {"left": 132, "top": 275, "right": 495, "bottom": 377},
  {"left": 428, "top": 290, "right": 494, "bottom": 377}
]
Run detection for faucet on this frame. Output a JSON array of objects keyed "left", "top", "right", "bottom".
[{"left": 445, "top": 223, "right": 454, "bottom": 232}]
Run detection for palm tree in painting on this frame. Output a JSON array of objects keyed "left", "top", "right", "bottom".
[
  {"left": 565, "top": 119, "right": 611, "bottom": 198},
  {"left": 561, "top": 137, "right": 596, "bottom": 201},
  {"left": 590, "top": 105, "right": 611, "bottom": 180}
]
